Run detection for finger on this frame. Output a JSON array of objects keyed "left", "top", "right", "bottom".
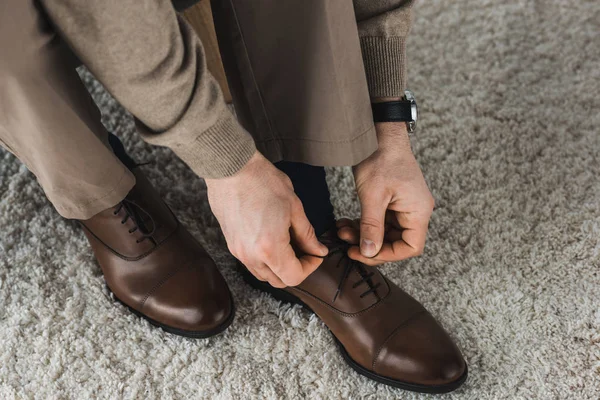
[
  {"left": 298, "top": 253, "right": 324, "bottom": 280},
  {"left": 245, "top": 264, "right": 267, "bottom": 281},
  {"left": 347, "top": 246, "right": 386, "bottom": 266},
  {"left": 347, "top": 227, "right": 427, "bottom": 265},
  {"left": 358, "top": 191, "right": 391, "bottom": 258},
  {"left": 337, "top": 226, "right": 360, "bottom": 245},
  {"left": 341, "top": 222, "right": 406, "bottom": 250},
  {"left": 254, "top": 262, "right": 287, "bottom": 288},
  {"left": 290, "top": 198, "right": 328, "bottom": 256},
  {"left": 336, "top": 218, "right": 355, "bottom": 229},
  {"left": 245, "top": 259, "right": 286, "bottom": 288},
  {"left": 269, "top": 243, "right": 323, "bottom": 287}
]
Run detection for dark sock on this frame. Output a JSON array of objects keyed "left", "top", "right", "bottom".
[
  {"left": 107, "top": 133, "right": 137, "bottom": 170},
  {"left": 275, "top": 161, "right": 335, "bottom": 237}
]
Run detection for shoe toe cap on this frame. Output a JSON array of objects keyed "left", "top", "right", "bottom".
[
  {"left": 373, "top": 311, "right": 466, "bottom": 389},
  {"left": 143, "top": 261, "right": 233, "bottom": 334}
]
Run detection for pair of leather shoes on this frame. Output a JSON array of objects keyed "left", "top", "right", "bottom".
[{"left": 80, "top": 167, "right": 466, "bottom": 392}]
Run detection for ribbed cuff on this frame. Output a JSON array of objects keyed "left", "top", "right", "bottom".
[
  {"left": 172, "top": 111, "right": 257, "bottom": 178},
  {"left": 360, "top": 37, "right": 407, "bottom": 98}
]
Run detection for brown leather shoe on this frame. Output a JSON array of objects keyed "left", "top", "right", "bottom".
[
  {"left": 80, "top": 167, "right": 234, "bottom": 338},
  {"left": 240, "top": 229, "right": 467, "bottom": 393}
]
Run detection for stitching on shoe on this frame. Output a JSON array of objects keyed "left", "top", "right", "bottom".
[
  {"left": 287, "top": 275, "right": 392, "bottom": 317},
  {"left": 139, "top": 260, "right": 193, "bottom": 310},
  {"left": 371, "top": 310, "right": 427, "bottom": 372}
]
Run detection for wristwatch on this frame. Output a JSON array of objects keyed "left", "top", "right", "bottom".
[{"left": 371, "top": 89, "right": 418, "bottom": 134}]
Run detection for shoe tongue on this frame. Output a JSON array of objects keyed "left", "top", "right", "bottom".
[
  {"left": 298, "top": 232, "right": 385, "bottom": 312},
  {"left": 123, "top": 200, "right": 155, "bottom": 235}
]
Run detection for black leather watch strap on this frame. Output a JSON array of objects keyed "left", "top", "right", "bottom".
[{"left": 371, "top": 101, "right": 412, "bottom": 123}]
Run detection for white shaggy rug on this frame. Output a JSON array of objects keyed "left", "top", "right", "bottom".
[{"left": 1, "top": 0, "right": 599, "bottom": 398}]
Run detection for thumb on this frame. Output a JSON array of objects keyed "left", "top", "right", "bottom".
[
  {"left": 358, "top": 191, "right": 389, "bottom": 258},
  {"left": 290, "top": 198, "right": 329, "bottom": 257}
]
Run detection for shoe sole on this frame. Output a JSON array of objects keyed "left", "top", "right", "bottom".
[
  {"left": 106, "top": 285, "right": 235, "bottom": 339},
  {"left": 240, "top": 267, "right": 468, "bottom": 394}
]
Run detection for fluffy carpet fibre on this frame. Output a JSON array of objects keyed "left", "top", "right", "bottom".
[{"left": 1, "top": 0, "right": 599, "bottom": 398}]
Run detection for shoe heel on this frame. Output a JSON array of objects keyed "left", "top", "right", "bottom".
[{"left": 239, "top": 263, "right": 307, "bottom": 308}]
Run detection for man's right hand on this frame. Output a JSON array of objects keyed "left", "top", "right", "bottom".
[{"left": 205, "top": 151, "right": 328, "bottom": 288}]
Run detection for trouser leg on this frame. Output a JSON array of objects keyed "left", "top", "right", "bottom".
[
  {"left": 0, "top": 0, "right": 135, "bottom": 219},
  {"left": 211, "top": 0, "right": 377, "bottom": 167}
]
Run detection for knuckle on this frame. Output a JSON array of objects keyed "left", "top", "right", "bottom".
[
  {"left": 360, "top": 185, "right": 384, "bottom": 201},
  {"left": 413, "top": 246, "right": 424, "bottom": 257},
  {"left": 292, "top": 197, "right": 304, "bottom": 212},
  {"left": 269, "top": 265, "right": 284, "bottom": 277},
  {"left": 239, "top": 251, "right": 250, "bottom": 263},
  {"left": 226, "top": 243, "right": 236, "bottom": 256},
  {"left": 281, "top": 175, "right": 294, "bottom": 189},
  {"left": 427, "top": 195, "right": 436, "bottom": 210},
  {"left": 303, "top": 224, "right": 316, "bottom": 240},
  {"left": 361, "top": 216, "right": 382, "bottom": 230},
  {"left": 256, "top": 249, "right": 271, "bottom": 262},
  {"left": 228, "top": 243, "right": 244, "bottom": 261},
  {"left": 255, "top": 239, "right": 274, "bottom": 260}
]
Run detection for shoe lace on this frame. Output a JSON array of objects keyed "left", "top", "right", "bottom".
[
  {"left": 324, "top": 240, "right": 382, "bottom": 303},
  {"left": 113, "top": 199, "right": 157, "bottom": 244}
]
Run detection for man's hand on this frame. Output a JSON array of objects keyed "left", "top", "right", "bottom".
[
  {"left": 205, "top": 151, "right": 328, "bottom": 288},
  {"left": 337, "top": 122, "right": 434, "bottom": 266}
]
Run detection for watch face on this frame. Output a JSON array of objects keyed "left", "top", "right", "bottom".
[{"left": 404, "top": 89, "right": 417, "bottom": 133}]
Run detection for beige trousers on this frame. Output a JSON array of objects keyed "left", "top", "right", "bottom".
[{"left": 0, "top": 0, "right": 375, "bottom": 219}]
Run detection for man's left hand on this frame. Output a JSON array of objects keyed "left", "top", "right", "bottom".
[{"left": 338, "top": 122, "right": 434, "bottom": 266}]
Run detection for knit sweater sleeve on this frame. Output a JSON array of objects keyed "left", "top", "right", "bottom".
[
  {"left": 41, "top": 0, "right": 256, "bottom": 179},
  {"left": 353, "top": 0, "right": 415, "bottom": 98}
]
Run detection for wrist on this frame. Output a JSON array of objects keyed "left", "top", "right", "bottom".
[{"left": 375, "top": 122, "right": 411, "bottom": 150}]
